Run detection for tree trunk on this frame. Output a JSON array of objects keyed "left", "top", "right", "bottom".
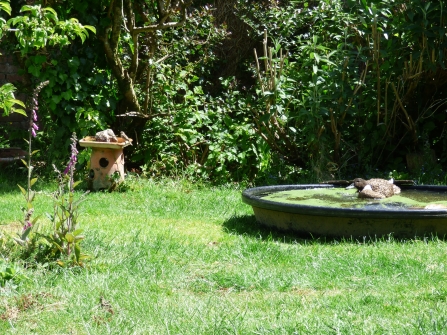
[{"left": 99, "top": 0, "right": 140, "bottom": 114}]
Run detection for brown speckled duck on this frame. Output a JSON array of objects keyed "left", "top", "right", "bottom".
[
  {"left": 347, "top": 178, "right": 401, "bottom": 199},
  {"left": 358, "top": 184, "right": 385, "bottom": 199}
]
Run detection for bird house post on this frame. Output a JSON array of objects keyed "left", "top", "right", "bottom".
[{"left": 79, "top": 134, "right": 132, "bottom": 191}]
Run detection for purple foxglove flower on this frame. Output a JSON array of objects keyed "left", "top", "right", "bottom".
[
  {"left": 23, "top": 221, "right": 32, "bottom": 231},
  {"left": 32, "top": 123, "right": 38, "bottom": 130},
  {"left": 63, "top": 165, "right": 70, "bottom": 175},
  {"left": 31, "top": 128, "right": 37, "bottom": 137}
]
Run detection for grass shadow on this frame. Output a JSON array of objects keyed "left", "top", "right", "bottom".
[
  {"left": 222, "top": 214, "right": 446, "bottom": 245},
  {"left": 222, "top": 214, "right": 327, "bottom": 244},
  {"left": 0, "top": 163, "right": 26, "bottom": 194}
]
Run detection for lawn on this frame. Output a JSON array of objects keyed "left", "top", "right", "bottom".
[{"left": 1, "top": 174, "right": 447, "bottom": 334}]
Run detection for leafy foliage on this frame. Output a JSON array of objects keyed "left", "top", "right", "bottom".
[
  {"left": 1, "top": 0, "right": 447, "bottom": 182},
  {"left": 0, "top": 260, "right": 25, "bottom": 287},
  {"left": 0, "top": 0, "right": 103, "bottom": 165},
  {"left": 0, "top": 83, "right": 26, "bottom": 116},
  {"left": 7, "top": 5, "right": 95, "bottom": 55},
  {"left": 238, "top": 0, "right": 447, "bottom": 177}
]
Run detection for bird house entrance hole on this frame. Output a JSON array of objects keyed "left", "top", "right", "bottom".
[{"left": 88, "top": 147, "right": 125, "bottom": 190}]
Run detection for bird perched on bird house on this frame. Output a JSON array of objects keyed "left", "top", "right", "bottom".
[{"left": 120, "top": 131, "right": 132, "bottom": 145}]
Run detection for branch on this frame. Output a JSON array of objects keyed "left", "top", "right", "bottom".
[
  {"left": 116, "top": 111, "right": 170, "bottom": 119},
  {"left": 110, "top": 0, "right": 123, "bottom": 53},
  {"left": 124, "top": 0, "right": 134, "bottom": 32},
  {"left": 133, "top": 19, "right": 187, "bottom": 34},
  {"left": 133, "top": 1, "right": 190, "bottom": 34},
  {"left": 121, "top": 0, "right": 139, "bottom": 79}
]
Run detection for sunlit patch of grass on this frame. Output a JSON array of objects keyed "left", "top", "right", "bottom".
[
  {"left": 1, "top": 177, "right": 447, "bottom": 334},
  {"left": 0, "top": 222, "right": 22, "bottom": 235}
]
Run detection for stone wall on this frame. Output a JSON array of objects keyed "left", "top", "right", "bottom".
[{"left": 0, "top": 51, "right": 25, "bottom": 85}]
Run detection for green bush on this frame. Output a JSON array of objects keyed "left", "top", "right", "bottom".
[
  {"left": 2, "top": 0, "right": 446, "bottom": 182},
  {"left": 238, "top": 0, "right": 447, "bottom": 178}
]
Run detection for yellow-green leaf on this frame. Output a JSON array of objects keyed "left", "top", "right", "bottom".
[
  {"left": 13, "top": 108, "right": 27, "bottom": 116},
  {"left": 65, "top": 233, "right": 74, "bottom": 243},
  {"left": 72, "top": 229, "right": 84, "bottom": 236},
  {"left": 21, "top": 159, "right": 28, "bottom": 168},
  {"left": 84, "top": 25, "right": 96, "bottom": 34},
  {"left": 31, "top": 215, "right": 41, "bottom": 224},
  {"left": 17, "top": 184, "right": 27, "bottom": 196},
  {"left": 10, "top": 98, "right": 25, "bottom": 108},
  {"left": 0, "top": 2, "right": 12, "bottom": 16},
  {"left": 74, "top": 243, "right": 81, "bottom": 262},
  {"left": 42, "top": 6, "right": 58, "bottom": 17},
  {"left": 73, "top": 180, "right": 82, "bottom": 189},
  {"left": 30, "top": 178, "right": 38, "bottom": 186}
]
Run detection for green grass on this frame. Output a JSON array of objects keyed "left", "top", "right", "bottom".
[{"left": 1, "top": 174, "right": 447, "bottom": 334}]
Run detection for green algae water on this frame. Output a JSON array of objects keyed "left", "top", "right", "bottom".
[{"left": 262, "top": 187, "right": 447, "bottom": 210}]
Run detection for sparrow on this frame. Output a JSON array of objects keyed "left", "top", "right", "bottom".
[{"left": 120, "top": 131, "right": 132, "bottom": 145}]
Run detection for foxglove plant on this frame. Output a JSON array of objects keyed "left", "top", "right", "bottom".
[
  {"left": 63, "top": 132, "right": 79, "bottom": 190},
  {"left": 15, "top": 131, "right": 90, "bottom": 266},
  {"left": 15, "top": 81, "right": 49, "bottom": 246},
  {"left": 48, "top": 132, "right": 90, "bottom": 265}
]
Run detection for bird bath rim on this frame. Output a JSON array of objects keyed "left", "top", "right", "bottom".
[
  {"left": 242, "top": 184, "right": 447, "bottom": 220},
  {"left": 79, "top": 136, "right": 132, "bottom": 149},
  {"left": 242, "top": 184, "right": 447, "bottom": 237}
]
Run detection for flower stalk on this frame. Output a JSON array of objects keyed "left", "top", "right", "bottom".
[{"left": 26, "top": 80, "right": 49, "bottom": 204}]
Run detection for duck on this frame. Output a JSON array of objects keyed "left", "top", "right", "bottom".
[
  {"left": 358, "top": 184, "right": 385, "bottom": 199},
  {"left": 347, "top": 178, "right": 401, "bottom": 199}
]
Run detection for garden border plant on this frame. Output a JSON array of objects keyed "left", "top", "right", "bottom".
[{"left": 11, "top": 82, "right": 89, "bottom": 267}]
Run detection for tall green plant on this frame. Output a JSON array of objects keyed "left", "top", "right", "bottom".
[
  {"left": 15, "top": 81, "right": 49, "bottom": 247},
  {"left": 13, "top": 131, "right": 89, "bottom": 267},
  {"left": 46, "top": 133, "right": 89, "bottom": 266},
  {"left": 240, "top": 0, "right": 447, "bottom": 176}
]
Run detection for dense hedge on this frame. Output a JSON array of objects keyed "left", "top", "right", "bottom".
[{"left": 1, "top": 0, "right": 446, "bottom": 183}]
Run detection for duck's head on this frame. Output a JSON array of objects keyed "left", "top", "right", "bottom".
[{"left": 346, "top": 178, "right": 368, "bottom": 191}]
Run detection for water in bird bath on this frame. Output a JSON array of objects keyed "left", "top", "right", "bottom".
[{"left": 261, "top": 187, "right": 447, "bottom": 210}]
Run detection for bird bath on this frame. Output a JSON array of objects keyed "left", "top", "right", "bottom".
[{"left": 242, "top": 184, "right": 447, "bottom": 238}]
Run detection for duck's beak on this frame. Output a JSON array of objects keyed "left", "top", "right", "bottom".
[{"left": 345, "top": 183, "right": 355, "bottom": 189}]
